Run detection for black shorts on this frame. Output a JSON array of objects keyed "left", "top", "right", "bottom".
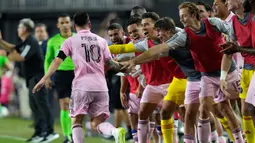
[
  {"left": 108, "top": 74, "right": 125, "bottom": 110},
  {"left": 55, "top": 70, "right": 74, "bottom": 99}
]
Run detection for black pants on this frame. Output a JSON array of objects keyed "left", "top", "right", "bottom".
[{"left": 28, "top": 75, "right": 54, "bottom": 134}]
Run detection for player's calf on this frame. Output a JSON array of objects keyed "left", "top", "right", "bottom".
[
  {"left": 71, "top": 115, "right": 85, "bottom": 143},
  {"left": 198, "top": 96, "right": 214, "bottom": 143},
  {"left": 218, "top": 100, "right": 244, "bottom": 143}
]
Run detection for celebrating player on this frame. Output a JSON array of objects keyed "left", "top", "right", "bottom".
[{"left": 33, "top": 12, "right": 126, "bottom": 143}]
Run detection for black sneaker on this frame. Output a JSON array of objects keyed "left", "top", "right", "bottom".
[
  {"left": 26, "top": 132, "right": 44, "bottom": 143},
  {"left": 40, "top": 131, "right": 59, "bottom": 143}
]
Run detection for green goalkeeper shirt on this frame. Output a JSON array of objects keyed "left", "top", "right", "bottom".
[{"left": 44, "top": 33, "right": 75, "bottom": 73}]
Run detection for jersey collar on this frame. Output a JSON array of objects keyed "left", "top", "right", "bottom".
[{"left": 78, "top": 30, "right": 91, "bottom": 33}]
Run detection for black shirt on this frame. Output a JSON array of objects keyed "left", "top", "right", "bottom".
[{"left": 15, "top": 35, "right": 44, "bottom": 79}]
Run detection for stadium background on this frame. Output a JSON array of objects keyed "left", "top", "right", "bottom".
[{"left": 0, "top": 0, "right": 212, "bottom": 143}]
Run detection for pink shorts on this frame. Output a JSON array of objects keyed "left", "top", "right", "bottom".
[
  {"left": 184, "top": 81, "right": 200, "bottom": 104},
  {"left": 140, "top": 83, "right": 169, "bottom": 105},
  {"left": 69, "top": 90, "right": 110, "bottom": 119},
  {"left": 128, "top": 93, "right": 141, "bottom": 114},
  {"left": 245, "top": 73, "right": 255, "bottom": 107},
  {"left": 200, "top": 70, "right": 240, "bottom": 104}
]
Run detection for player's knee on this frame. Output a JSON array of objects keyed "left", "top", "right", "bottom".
[
  {"left": 213, "top": 106, "right": 224, "bottom": 118},
  {"left": 138, "top": 110, "right": 149, "bottom": 120},
  {"left": 59, "top": 98, "right": 70, "bottom": 110},
  {"left": 72, "top": 116, "right": 83, "bottom": 125},
  {"left": 241, "top": 102, "right": 250, "bottom": 115},
  {"left": 160, "top": 109, "right": 172, "bottom": 120},
  {"left": 185, "top": 107, "right": 196, "bottom": 120},
  {"left": 218, "top": 101, "right": 233, "bottom": 117},
  {"left": 199, "top": 102, "right": 211, "bottom": 118},
  {"left": 90, "top": 121, "right": 99, "bottom": 132}
]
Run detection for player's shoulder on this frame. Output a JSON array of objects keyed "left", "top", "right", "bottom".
[
  {"left": 134, "top": 38, "right": 147, "bottom": 45},
  {"left": 207, "top": 17, "right": 224, "bottom": 24},
  {"left": 175, "top": 27, "right": 183, "bottom": 32},
  {"left": 48, "top": 33, "right": 61, "bottom": 43},
  {"left": 84, "top": 32, "right": 107, "bottom": 43}
]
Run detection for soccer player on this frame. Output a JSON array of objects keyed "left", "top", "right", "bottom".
[
  {"left": 213, "top": 0, "right": 244, "bottom": 142},
  {"left": 107, "top": 23, "right": 133, "bottom": 140},
  {"left": 220, "top": 0, "right": 255, "bottom": 142},
  {"left": 44, "top": 13, "right": 74, "bottom": 143},
  {"left": 213, "top": 0, "right": 244, "bottom": 75},
  {"left": 195, "top": 3, "right": 225, "bottom": 142},
  {"left": 130, "top": 6, "right": 147, "bottom": 18},
  {"left": 0, "top": 18, "right": 58, "bottom": 142},
  {"left": 127, "top": 17, "right": 144, "bottom": 42},
  {"left": 121, "top": 2, "right": 244, "bottom": 143},
  {"left": 221, "top": 0, "right": 255, "bottom": 128},
  {"left": 109, "top": 12, "right": 186, "bottom": 143},
  {"left": 33, "top": 12, "right": 126, "bottom": 143},
  {"left": 119, "top": 16, "right": 196, "bottom": 143},
  {"left": 196, "top": 1, "right": 213, "bottom": 18},
  {"left": 121, "top": 17, "right": 144, "bottom": 143}
]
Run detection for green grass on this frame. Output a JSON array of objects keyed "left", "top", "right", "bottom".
[{"left": 0, "top": 117, "right": 115, "bottom": 143}]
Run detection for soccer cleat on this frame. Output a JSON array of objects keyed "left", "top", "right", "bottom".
[{"left": 113, "top": 127, "right": 126, "bottom": 143}]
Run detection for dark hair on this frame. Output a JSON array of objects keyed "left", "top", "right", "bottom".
[
  {"left": 35, "top": 23, "right": 47, "bottom": 30},
  {"left": 179, "top": 2, "right": 201, "bottom": 20},
  {"left": 73, "top": 12, "right": 90, "bottom": 27},
  {"left": 107, "top": 23, "right": 123, "bottom": 31},
  {"left": 141, "top": 12, "right": 160, "bottom": 22},
  {"left": 243, "top": 0, "right": 251, "bottom": 13},
  {"left": 127, "top": 17, "right": 142, "bottom": 27},
  {"left": 196, "top": 1, "right": 213, "bottom": 12},
  {"left": 132, "top": 6, "right": 146, "bottom": 11},
  {"left": 58, "top": 13, "right": 71, "bottom": 19},
  {"left": 155, "top": 17, "right": 176, "bottom": 32},
  {"left": 110, "top": 18, "right": 123, "bottom": 26},
  {"left": 220, "top": 0, "right": 226, "bottom": 3}
]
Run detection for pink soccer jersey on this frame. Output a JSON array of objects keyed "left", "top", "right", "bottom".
[{"left": 60, "top": 30, "right": 112, "bottom": 91}]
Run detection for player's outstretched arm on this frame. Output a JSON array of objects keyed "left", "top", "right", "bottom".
[
  {"left": 132, "top": 43, "right": 169, "bottom": 65},
  {"left": 0, "top": 31, "right": 16, "bottom": 52},
  {"left": 32, "top": 57, "right": 63, "bottom": 93},
  {"left": 220, "top": 42, "right": 255, "bottom": 55},
  {"left": 109, "top": 43, "right": 141, "bottom": 54},
  {"left": 105, "top": 59, "right": 123, "bottom": 72}
]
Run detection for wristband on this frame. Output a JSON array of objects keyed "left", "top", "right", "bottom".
[{"left": 220, "top": 71, "right": 227, "bottom": 80}]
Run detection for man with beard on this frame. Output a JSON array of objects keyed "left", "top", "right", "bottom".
[{"left": 107, "top": 23, "right": 133, "bottom": 140}]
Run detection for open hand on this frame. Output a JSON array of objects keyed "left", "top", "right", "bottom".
[
  {"left": 220, "top": 42, "right": 239, "bottom": 54},
  {"left": 220, "top": 79, "right": 231, "bottom": 98},
  {"left": 45, "top": 79, "right": 53, "bottom": 90},
  {"left": 120, "top": 93, "right": 129, "bottom": 108},
  {"left": 32, "top": 78, "right": 46, "bottom": 93},
  {"left": 120, "top": 60, "right": 136, "bottom": 73}
]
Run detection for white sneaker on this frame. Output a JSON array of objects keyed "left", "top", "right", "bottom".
[
  {"left": 31, "top": 136, "right": 44, "bottom": 143},
  {"left": 112, "top": 127, "right": 126, "bottom": 143},
  {"left": 40, "top": 133, "right": 59, "bottom": 143}
]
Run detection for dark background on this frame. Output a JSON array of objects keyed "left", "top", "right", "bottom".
[{"left": 0, "top": 0, "right": 213, "bottom": 43}]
